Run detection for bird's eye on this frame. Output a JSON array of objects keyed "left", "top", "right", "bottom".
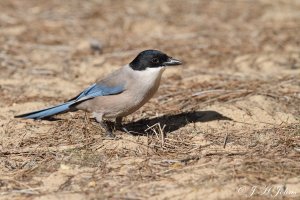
[{"left": 152, "top": 58, "right": 159, "bottom": 64}]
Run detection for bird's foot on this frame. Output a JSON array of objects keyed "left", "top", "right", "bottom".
[
  {"left": 104, "top": 131, "right": 117, "bottom": 140},
  {"left": 99, "top": 120, "right": 116, "bottom": 138},
  {"left": 114, "top": 117, "right": 123, "bottom": 130},
  {"left": 122, "top": 127, "right": 130, "bottom": 134}
]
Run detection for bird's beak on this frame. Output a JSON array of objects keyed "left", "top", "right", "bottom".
[{"left": 163, "top": 57, "right": 182, "bottom": 66}]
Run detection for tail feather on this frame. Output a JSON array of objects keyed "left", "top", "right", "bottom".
[{"left": 15, "top": 101, "right": 75, "bottom": 119}]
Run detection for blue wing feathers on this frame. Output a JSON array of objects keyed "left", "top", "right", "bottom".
[
  {"left": 69, "top": 83, "right": 124, "bottom": 102},
  {"left": 15, "top": 83, "right": 124, "bottom": 119}
]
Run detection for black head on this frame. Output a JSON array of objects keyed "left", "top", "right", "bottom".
[{"left": 129, "top": 50, "right": 182, "bottom": 71}]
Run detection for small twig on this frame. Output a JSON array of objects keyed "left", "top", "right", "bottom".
[
  {"left": 158, "top": 123, "right": 166, "bottom": 147},
  {"left": 0, "top": 188, "right": 40, "bottom": 195},
  {"left": 153, "top": 151, "right": 248, "bottom": 166},
  {"left": 145, "top": 123, "right": 158, "bottom": 131},
  {"left": 146, "top": 123, "right": 160, "bottom": 140},
  {"left": 223, "top": 132, "right": 229, "bottom": 149},
  {"left": 192, "top": 89, "right": 253, "bottom": 97},
  {"left": 0, "top": 144, "right": 86, "bottom": 156},
  {"left": 0, "top": 178, "right": 40, "bottom": 195}
]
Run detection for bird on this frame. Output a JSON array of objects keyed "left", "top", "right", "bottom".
[{"left": 15, "top": 49, "right": 182, "bottom": 137}]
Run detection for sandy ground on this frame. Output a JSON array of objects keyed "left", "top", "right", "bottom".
[{"left": 0, "top": 0, "right": 300, "bottom": 199}]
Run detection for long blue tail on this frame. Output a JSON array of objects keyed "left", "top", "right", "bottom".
[{"left": 15, "top": 101, "right": 75, "bottom": 119}]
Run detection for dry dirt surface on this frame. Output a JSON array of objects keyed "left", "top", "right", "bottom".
[{"left": 0, "top": 0, "right": 300, "bottom": 199}]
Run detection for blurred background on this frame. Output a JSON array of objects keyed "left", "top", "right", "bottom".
[{"left": 1, "top": 0, "right": 299, "bottom": 77}]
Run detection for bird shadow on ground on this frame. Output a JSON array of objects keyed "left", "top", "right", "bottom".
[
  {"left": 38, "top": 110, "right": 231, "bottom": 136},
  {"left": 118, "top": 110, "right": 232, "bottom": 136}
]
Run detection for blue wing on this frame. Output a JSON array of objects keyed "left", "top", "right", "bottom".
[
  {"left": 15, "top": 83, "right": 125, "bottom": 119},
  {"left": 71, "top": 83, "right": 124, "bottom": 102}
]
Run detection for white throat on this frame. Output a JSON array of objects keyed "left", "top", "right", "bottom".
[{"left": 130, "top": 66, "right": 165, "bottom": 85}]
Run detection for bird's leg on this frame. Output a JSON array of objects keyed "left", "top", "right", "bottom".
[
  {"left": 99, "top": 121, "right": 115, "bottom": 138},
  {"left": 94, "top": 113, "right": 115, "bottom": 138},
  {"left": 116, "top": 117, "right": 130, "bottom": 133},
  {"left": 115, "top": 117, "right": 123, "bottom": 129}
]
